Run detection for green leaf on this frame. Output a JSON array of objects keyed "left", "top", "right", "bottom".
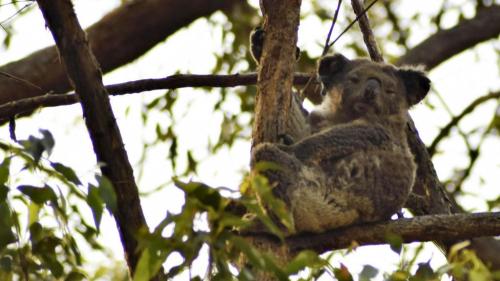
[
  {"left": 0, "top": 203, "right": 17, "bottom": 250},
  {"left": 17, "top": 185, "right": 57, "bottom": 205},
  {"left": 410, "top": 262, "right": 435, "bottom": 281},
  {"left": 175, "top": 180, "right": 222, "bottom": 210},
  {"left": 359, "top": 265, "right": 379, "bottom": 281},
  {"left": 385, "top": 232, "right": 403, "bottom": 254},
  {"left": 39, "top": 129, "right": 55, "bottom": 156},
  {"left": 0, "top": 185, "right": 9, "bottom": 202},
  {"left": 51, "top": 162, "right": 82, "bottom": 185},
  {"left": 65, "top": 270, "right": 87, "bottom": 281},
  {"left": 87, "top": 185, "right": 104, "bottom": 231},
  {"left": 284, "top": 250, "right": 324, "bottom": 275},
  {"left": 333, "top": 264, "right": 354, "bottom": 281},
  {"left": 0, "top": 256, "right": 12, "bottom": 272},
  {"left": 0, "top": 157, "right": 10, "bottom": 185},
  {"left": 133, "top": 247, "right": 167, "bottom": 281},
  {"left": 97, "top": 176, "right": 117, "bottom": 214}
]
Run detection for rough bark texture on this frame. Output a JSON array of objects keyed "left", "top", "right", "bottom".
[
  {"left": 251, "top": 0, "right": 302, "bottom": 147},
  {"left": 397, "top": 5, "right": 500, "bottom": 69},
  {"left": 286, "top": 212, "right": 500, "bottom": 254},
  {"left": 0, "top": 0, "right": 242, "bottom": 105},
  {"left": 35, "top": 0, "right": 150, "bottom": 277}
]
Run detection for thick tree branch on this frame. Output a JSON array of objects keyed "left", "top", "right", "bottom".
[
  {"left": 286, "top": 212, "right": 500, "bottom": 254},
  {"left": 252, "top": 0, "right": 302, "bottom": 146},
  {"left": 397, "top": 5, "right": 500, "bottom": 69},
  {"left": 0, "top": 0, "right": 242, "bottom": 105},
  {"left": 35, "top": 0, "right": 152, "bottom": 277},
  {"left": 0, "top": 73, "right": 312, "bottom": 122}
]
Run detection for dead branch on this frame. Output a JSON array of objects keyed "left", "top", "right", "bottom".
[{"left": 35, "top": 0, "right": 152, "bottom": 277}]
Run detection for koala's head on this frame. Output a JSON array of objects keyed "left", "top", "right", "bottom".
[{"left": 316, "top": 54, "right": 430, "bottom": 124}]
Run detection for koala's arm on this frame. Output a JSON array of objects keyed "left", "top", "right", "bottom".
[{"left": 290, "top": 124, "right": 390, "bottom": 163}]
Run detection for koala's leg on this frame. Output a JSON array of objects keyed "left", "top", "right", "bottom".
[{"left": 251, "top": 143, "right": 303, "bottom": 202}]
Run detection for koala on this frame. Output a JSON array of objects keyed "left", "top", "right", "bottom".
[{"left": 251, "top": 54, "right": 430, "bottom": 234}]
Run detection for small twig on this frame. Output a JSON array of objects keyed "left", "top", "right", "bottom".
[
  {"left": 327, "top": 0, "right": 379, "bottom": 51},
  {"left": 0, "top": 2, "right": 34, "bottom": 30},
  {"left": 428, "top": 91, "right": 500, "bottom": 156},
  {"left": 322, "top": 0, "right": 343, "bottom": 56},
  {"left": 0, "top": 71, "right": 42, "bottom": 90},
  {"left": 350, "top": 0, "right": 383, "bottom": 62}
]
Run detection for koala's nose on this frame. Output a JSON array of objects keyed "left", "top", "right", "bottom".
[{"left": 364, "top": 78, "right": 381, "bottom": 100}]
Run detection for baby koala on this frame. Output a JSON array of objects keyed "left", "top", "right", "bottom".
[{"left": 251, "top": 54, "right": 430, "bottom": 233}]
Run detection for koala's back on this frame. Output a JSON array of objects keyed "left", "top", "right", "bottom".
[{"left": 288, "top": 137, "right": 415, "bottom": 233}]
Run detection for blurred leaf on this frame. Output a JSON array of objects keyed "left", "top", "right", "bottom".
[
  {"left": 0, "top": 157, "right": 10, "bottom": 185},
  {"left": 17, "top": 184, "right": 57, "bottom": 205},
  {"left": 385, "top": 232, "right": 403, "bottom": 254},
  {"left": 51, "top": 162, "right": 82, "bottom": 186},
  {"left": 0, "top": 185, "right": 9, "bottom": 202},
  {"left": 87, "top": 185, "right": 104, "bottom": 231},
  {"left": 410, "top": 262, "right": 436, "bottom": 281},
  {"left": 65, "top": 270, "right": 87, "bottom": 281},
  {"left": 96, "top": 176, "right": 117, "bottom": 214},
  {"left": 0, "top": 202, "right": 17, "bottom": 250},
  {"left": 19, "top": 129, "right": 55, "bottom": 162},
  {"left": 333, "top": 264, "right": 354, "bottom": 281},
  {"left": 359, "top": 264, "right": 379, "bottom": 281},
  {"left": 284, "top": 250, "right": 325, "bottom": 275},
  {"left": 133, "top": 247, "right": 166, "bottom": 281}
]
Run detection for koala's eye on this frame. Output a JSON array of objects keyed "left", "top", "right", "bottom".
[{"left": 386, "top": 88, "right": 396, "bottom": 96}]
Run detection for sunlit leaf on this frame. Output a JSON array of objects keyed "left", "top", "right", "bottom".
[
  {"left": 97, "top": 176, "right": 117, "bottom": 214},
  {"left": 87, "top": 185, "right": 104, "bottom": 231},
  {"left": 17, "top": 185, "right": 57, "bottom": 205},
  {"left": 51, "top": 162, "right": 82, "bottom": 185}
]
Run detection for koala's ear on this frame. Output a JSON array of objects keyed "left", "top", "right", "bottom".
[
  {"left": 318, "top": 54, "right": 350, "bottom": 82},
  {"left": 397, "top": 68, "right": 431, "bottom": 106}
]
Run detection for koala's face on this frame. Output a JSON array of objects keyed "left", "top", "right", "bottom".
[{"left": 317, "top": 54, "right": 430, "bottom": 121}]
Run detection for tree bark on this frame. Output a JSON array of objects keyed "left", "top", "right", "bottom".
[
  {"left": 397, "top": 5, "right": 500, "bottom": 69},
  {"left": 251, "top": 0, "right": 302, "bottom": 146},
  {"left": 283, "top": 212, "right": 500, "bottom": 253},
  {"left": 0, "top": 0, "right": 242, "bottom": 105},
  {"left": 35, "top": 0, "right": 153, "bottom": 277}
]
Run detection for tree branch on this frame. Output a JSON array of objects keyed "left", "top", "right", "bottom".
[
  {"left": 397, "top": 5, "right": 500, "bottom": 69},
  {"left": 286, "top": 212, "right": 500, "bottom": 254},
  {"left": 251, "top": 0, "right": 302, "bottom": 146},
  {"left": 0, "top": 0, "right": 243, "bottom": 105},
  {"left": 35, "top": 0, "right": 152, "bottom": 277},
  {"left": 0, "top": 73, "right": 312, "bottom": 122},
  {"left": 350, "top": 0, "right": 383, "bottom": 62},
  {"left": 428, "top": 91, "right": 500, "bottom": 156}
]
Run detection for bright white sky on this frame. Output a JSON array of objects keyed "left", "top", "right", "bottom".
[{"left": 0, "top": 0, "right": 499, "bottom": 280}]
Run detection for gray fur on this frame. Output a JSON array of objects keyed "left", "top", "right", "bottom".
[{"left": 251, "top": 54, "right": 430, "bottom": 234}]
